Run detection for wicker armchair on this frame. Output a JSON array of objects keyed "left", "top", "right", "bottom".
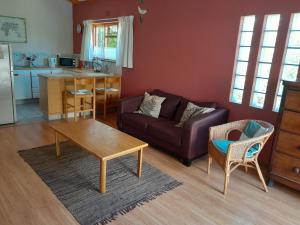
[{"left": 207, "top": 120, "right": 274, "bottom": 195}]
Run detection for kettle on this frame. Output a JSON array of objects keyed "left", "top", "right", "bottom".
[{"left": 48, "top": 57, "right": 57, "bottom": 68}]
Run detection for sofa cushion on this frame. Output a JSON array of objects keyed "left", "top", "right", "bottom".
[
  {"left": 135, "top": 92, "right": 166, "bottom": 118},
  {"left": 147, "top": 120, "right": 182, "bottom": 147},
  {"left": 122, "top": 113, "right": 159, "bottom": 131},
  {"left": 176, "top": 102, "right": 215, "bottom": 127},
  {"left": 174, "top": 99, "right": 217, "bottom": 122},
  {"left": 151, "top": 89, "right": 182, "bottom": 119}
]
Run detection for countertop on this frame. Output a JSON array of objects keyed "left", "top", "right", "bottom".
[
  {"left": 38, "top": 69, "right": 114, "bottom": 79},
  {"left": 14, "top": 66, "right": 64, "bottom": 70}
]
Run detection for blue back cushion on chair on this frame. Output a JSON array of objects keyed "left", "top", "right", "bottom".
[{"left": 212, "top": 139, "right": 259, "bottom": 158}]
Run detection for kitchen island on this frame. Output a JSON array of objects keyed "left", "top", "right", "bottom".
[{"left": 38, "top": 69, "right": 115, "bottom": 120}]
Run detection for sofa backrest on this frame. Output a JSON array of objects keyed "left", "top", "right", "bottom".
[
  {"left": 151, "top": 89, "right": 217, "bottom": 121},
  {"left": 174, "top": 99, "right": 218, "bottom": 122},
  {"left": 151, "top": 89, "right": 182, "bottom": 119}
]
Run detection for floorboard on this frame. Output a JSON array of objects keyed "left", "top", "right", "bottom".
[{"left": 0, "top": 117, "right": 299, "bottom": 225}]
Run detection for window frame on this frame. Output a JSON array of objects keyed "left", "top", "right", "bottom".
[
  {"left": 273, "top": 13, "right": 300, "bottom": 112},
  {"left": 229, "top": 15, "right": 256, "bottom": 104},
  {"left": 93, "top": 21, "right": 119, "bottom": 62},
  {"left": 250, "top": 14, "right": 281, "bottom": 109}
]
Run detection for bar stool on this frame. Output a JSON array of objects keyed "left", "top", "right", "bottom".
[
  {"left": 63, "top": 77, "right": 96, "bottom": 121},
  {"left": 95, "top": 76, "right": 121, "bottom": 119}
]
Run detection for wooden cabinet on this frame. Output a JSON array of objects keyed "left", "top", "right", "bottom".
[
  {"left": 31, "top": 70, "right": 52, "bottom": 98},
  {"left": 14, "top": 70, "right": 32, "bottom": 100},
  {"left": 269, "top": 80, "right": 300, "bottom": 191}
]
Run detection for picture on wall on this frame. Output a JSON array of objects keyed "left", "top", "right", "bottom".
[{"left": 0, "top": 16, "right": 27, "bottom": 43}]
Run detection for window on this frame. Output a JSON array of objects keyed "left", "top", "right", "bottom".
[
  {"left": 250, "top": 14, "right": 281, "bottom": 109},
  {"left": 94, "top": 22, "right": 118, "bottom": 61},
  {"left": 230, "top": 16, "right": 256, "bottom": 104},
  {"left": 273, "top": 13, "right": 300, "bottom": 112}
]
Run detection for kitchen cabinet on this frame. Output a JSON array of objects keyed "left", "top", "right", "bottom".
[{"left": 14, "top": 70, "right": 32, "bottom": 100}]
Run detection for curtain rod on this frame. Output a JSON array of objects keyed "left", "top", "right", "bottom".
[{"left": 92, "top": 17, "right": 119, "bottom": 22}]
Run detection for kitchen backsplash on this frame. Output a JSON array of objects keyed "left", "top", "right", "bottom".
[{"left": 12, "top": 52, "right": 78, "bottom": 67}]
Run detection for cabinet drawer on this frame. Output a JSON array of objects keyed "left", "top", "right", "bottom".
[
  {"left": 272, "top": 152, "right": 300, "bottom": 183},
  {"left": 284, "top": 90, "right": 300, "bottom": 112},
  {"left": 277, "top": 131, "right": 300, "bottom": 158},
  {"left": 281, "top": 110, "right": 300, "bottom": 135}
]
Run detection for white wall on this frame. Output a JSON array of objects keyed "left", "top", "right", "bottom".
[{"left": 0, "top": 0, "right": 73, "bottom": 54}]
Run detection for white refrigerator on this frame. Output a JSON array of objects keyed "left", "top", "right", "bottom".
[{"left": 0, "top": 44, "right": 16, "bottom": 125}]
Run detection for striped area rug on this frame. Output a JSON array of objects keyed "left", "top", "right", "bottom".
[{"left": 18, "top": 142, "right": 182, "bottom": 225}]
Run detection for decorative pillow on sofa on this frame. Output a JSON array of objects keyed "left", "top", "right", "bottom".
[
  {"left": 134, "top": 92, "right": 166, "bottom": 118},
  {"left": 176, "top": 102, "right": 215, "bottom": 127}
]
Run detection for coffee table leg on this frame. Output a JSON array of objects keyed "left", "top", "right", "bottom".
[
  {"left": 100, "top": 159, "right": 107, "bottom": 193},
  {"left": 137, "top": 148, "right": 143, "bottom": 177},
  {"left": 55, "top": 132, "right": 61, "bottom": 158}
]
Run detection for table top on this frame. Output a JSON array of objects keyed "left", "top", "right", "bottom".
[{"left": 49, "top": 119, "right": 148, "bottom": 160}]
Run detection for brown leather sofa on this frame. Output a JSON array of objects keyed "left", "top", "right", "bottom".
[{"left": 117, "top": 90, "right": 229, "bottom": 166}]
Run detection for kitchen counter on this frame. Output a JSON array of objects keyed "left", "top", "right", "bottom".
[
  {"left": 14, "top": 66, "right": 64, "bottom": 70},
  {"left": 38, "top": 69, "right": 119, "bottom": 120},
  {"left": 38, "top": 69, "right": 110, "bottom": 79}
]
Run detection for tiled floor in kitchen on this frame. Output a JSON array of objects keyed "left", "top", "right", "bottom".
[{"left": 16, "top": 102, "right": 44, "bottom": 123}]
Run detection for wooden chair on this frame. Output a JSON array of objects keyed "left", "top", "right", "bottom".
[
  {"left": 207, "top": 120, "right": 274, "bottom": 195},
  {"left": 95, "top": 76, "right": 121, "bottom": 119},
  {"left": 63, "top": 77, "right": 96, "bottom": 121}
]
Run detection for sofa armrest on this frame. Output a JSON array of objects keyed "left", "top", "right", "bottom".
[
  {"left": 181, "top": 108, "right": 229, "bottom": 160},
  {"left": 118, "top": 95, "right": 144, "bottom": 114},
  {"left": 117, "top": 95, "right": 143, "bottom": 129}
]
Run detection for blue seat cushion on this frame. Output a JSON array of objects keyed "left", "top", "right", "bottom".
[{"left": 212, "top": 139, "right": 259, "bottom": 158}]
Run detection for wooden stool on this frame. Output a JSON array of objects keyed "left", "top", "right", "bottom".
[
  {"left": 95, "top": 76, "right": 121, "bottom": 119},
  {"left": 63, "top": 77, "right": 96, "bottom": 121}
]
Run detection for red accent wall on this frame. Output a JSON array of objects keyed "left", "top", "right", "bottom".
[{"left": 73, "top": 0, "right": 300, "bottom": 166}]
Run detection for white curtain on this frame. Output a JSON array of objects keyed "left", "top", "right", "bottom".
[
  {"left": 116, "top": 16, "right": 134, "bottom": 73},
  {"left": 80, "top": 20, "right": 94, "bottom": 61},
  {"left": 93, "top": 24, "right": 105, "bottom": 59}
]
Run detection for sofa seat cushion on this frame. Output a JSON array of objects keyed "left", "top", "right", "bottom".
[
  {"left": 151, "top": 89, "right": 182, "bottom": 119},
  {"left": 122, "top": 113, "right": 159, "bottom": 131},
  {"left": 147, "top": 120, "right": 183, "bottom": 147}
]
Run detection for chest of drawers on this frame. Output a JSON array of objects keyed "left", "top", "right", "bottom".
[{"left": 269, "top": 80, "right": 300, "bottom": 190}]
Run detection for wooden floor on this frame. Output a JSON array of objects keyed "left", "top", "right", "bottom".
[{"left": 0, "top": 115, "right": 299, "bottom": 225}]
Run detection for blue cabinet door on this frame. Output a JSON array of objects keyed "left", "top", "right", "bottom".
[{"left": 14, "top": 70, "right": 32, "bottom": 100}]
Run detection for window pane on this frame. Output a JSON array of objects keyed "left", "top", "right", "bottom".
[
  {"left": 263, "top": 31, "right": 278, "bottom": 47},
  {"left": 104, "top": 48, "right": 117, "bottom": 60},
  {"left": 252, "top": 93, "right": 266, "bottom": 108},
  {"left": 281, "top": 65, "right": 299, "bottom": 81},
  {"left": 254, "top": 78, "right": 268, "bottom": 93},
  {"left": 259, "top": 47, "right": 275, "bottom": 63},
  {"left": 238, "top": 47, "right": 251, "bottom": 61},
  {"left": 257, "top": 63, "right": 271, "bottom": 78},
  {"left": 234, "top": 75, "right": 246, "bottom": 89},
  {"left": 278, "top": 81, "right": 284, "bottom": 96},
  {"left": 265, "top": 14, "right": 280, "bottom": 31},
  {"left": 242, "top": 16, "right": 255, "bottom": 31},
  {"left": 288, "top": 31, "right": 300, "bottom": 48},
  {"left": 231, "top": 89, "right": 244, "bottom": 104},
  {"left": 274, "top": 96, "right": 282, "bottom": 112},
  {"left": 240, "top": 32, "right": 253, "bottom": 46},
  {"left": 107, "top": 37, "right": 117, "bottom": 48},
  {"left": 236, "top": 61, "right": 248, "bottom": 75},
  {"left": 291, "top": 13, "right": 300, "bottom": 30},
  {"left": 285, "top": 48, "right": 300, "bottom": 65}
]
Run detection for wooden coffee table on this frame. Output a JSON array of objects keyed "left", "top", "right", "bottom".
[{"left": 49, "top": 119, "right": 148, "bottom": 193}]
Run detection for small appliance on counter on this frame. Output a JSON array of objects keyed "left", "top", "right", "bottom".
[
  {"left": 48, "top": 57, "right": 57, "bottom": 68},
  {"left": 59, "top": 57, "right": 78, "bottom": 68}
]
